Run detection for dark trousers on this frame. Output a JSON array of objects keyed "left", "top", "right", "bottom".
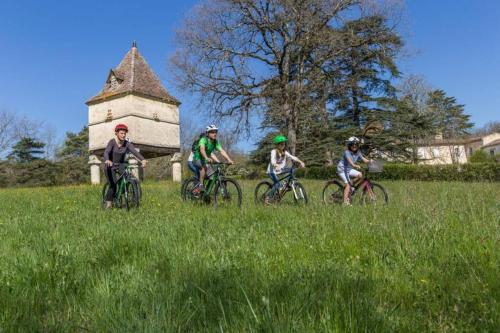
[{"left": 105, "top": 167, "right": 118, "bottom": 201}]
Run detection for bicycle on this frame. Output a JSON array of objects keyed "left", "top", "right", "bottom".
[
  {"left": 322, "top": 162, "right": 388, "bottom": 205},
  {"left": 254, "top": 165, "right": 308, "bottom": 205},
  {"left": 101, "top": 163, "right": 141, "bottom": 210},
  {"left": 182, "top": 163, "right": 242, "bottom": 208}
]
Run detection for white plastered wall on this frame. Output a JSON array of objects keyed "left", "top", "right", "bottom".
[
  {"left": 417, "top": 145, "right": 467, "bottom": 165},
  {"left": 88, "top": 94, "right": 180, "bottom": 151}
]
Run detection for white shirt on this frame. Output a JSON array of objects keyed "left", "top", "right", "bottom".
[
  {"left": 188, "top": 151, "right": 194, "bottom": 162},
  {"left": 267, "top": 149, "right": 300, "bottom": 174}
]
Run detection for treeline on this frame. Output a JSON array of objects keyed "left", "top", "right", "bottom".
[
  {"left": 171, "top": 0, "right": 481, "bottom": 166},
  {"left": 0, "top": 124, "right": 89, "bottom": 187}
]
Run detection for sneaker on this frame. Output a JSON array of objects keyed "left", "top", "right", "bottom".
[
  {"left": 342, "top": 201, "right": 352, "bottom": 207},
  {"left": 104, "top": 201, "right": 113, "bottom": 209}
]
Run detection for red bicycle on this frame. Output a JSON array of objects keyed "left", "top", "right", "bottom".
[{"left": 322, "top": 162, "right": 388, "bottom": 205}]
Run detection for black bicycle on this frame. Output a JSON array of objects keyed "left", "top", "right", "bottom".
[
  {"left": 322, "top": 162, "right": 388, "bottom": 205},
  {"left": 254, "top": 166, "right": 308, "bottom": 205},
  {"left": 182, "top": 163, "right": 242, "bottom": 208},
  {"left": 101, "top": 163, "right": 141, "bottom": 210}
]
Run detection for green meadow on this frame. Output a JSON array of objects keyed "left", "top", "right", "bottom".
[{"left": 0, "top": 180, "right": 498, "bottom": 332}]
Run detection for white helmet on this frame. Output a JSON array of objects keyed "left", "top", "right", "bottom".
[
  {"left": 347, "top": 136, "right": 360, "bottom": 145},
  {"left": 206, "top": 124, "right": 219, "bottom": 132}
]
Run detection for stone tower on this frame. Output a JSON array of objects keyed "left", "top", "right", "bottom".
[{"left": 86, "top": 42, "right": 181, "bottom": 184}]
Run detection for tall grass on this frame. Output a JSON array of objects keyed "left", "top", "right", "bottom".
[{"left": 0, "top": 181, "right": 498, "bottom": 332}]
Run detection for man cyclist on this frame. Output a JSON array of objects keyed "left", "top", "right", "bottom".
[
  {"left": 192, "top": 125, "right": 234, "bottom": 192},
  {"left": 187, "top": 132, "right": 220, "bottom": 180}
]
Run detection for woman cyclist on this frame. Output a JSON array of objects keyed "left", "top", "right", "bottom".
[{"left": 103, "top": 124, "right": 147, "bottom": 209}]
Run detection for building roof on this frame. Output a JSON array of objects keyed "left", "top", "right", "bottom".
[
  {"left": 482, "top": 139, "right": 500, "bottom": 149},
  {"left": 417, "top": 136, "right": 482, "bottom": 147},
  {"left": 86, "top": 42, "right": 180, "bottom": 106}
]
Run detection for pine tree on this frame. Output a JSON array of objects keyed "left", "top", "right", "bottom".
[
  {"left": 426, "top": 90, "right": 473, "bottom": 138},
  {"left": 8, "top": 137, "right": 45, "bottom": 163},
  {"left": 57, "top": 126, "right": 89, "bottom": 159},
  {"left": 56, "top": 126, "right": 90, "bottom": 184}
]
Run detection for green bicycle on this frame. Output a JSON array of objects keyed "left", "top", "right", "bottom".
[
  {"left": 101, "top": 163, "right": 141, "bottom": 210},
  {"left": 182, "top": 163, "right": 242, "bottom": 208}
]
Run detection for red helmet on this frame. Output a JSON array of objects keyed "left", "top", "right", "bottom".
[{"left": 115, "top": 123, "right": 128, "bottom": 132}]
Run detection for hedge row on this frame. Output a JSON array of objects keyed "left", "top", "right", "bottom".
[{"left": 294, "top": 163, "right": 500, "bottom": 182}]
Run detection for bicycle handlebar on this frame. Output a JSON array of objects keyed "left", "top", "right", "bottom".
[{"left": 208, "top": 162, "right": 234, "bottom": 166}]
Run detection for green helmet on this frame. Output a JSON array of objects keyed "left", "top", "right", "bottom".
[{"left": 273, "top": 135, "right": 288, "bottom": 144}]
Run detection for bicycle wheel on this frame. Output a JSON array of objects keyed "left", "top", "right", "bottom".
[
  {"left": 360, "top": 182, "right": 388, "bottom": 206},
  {"left": 121, "top": 180, "right": 140, "bottom": 210},
  {"left": 213, "top": 178, "right": 242, "bottom": 208},
  {"left": 254, "top": 181, "right": 272, "bottom": 204},
  {"left": 181, "top": 177, "right": 198, "bottom": 201},
  {"left": 101, "top": 183, "right": 110, "bottom": 208},
  {"left": 292, "top": 182, "right": 308, "bottom": 205},
  {"left": 322, "top": 180, "right": 344, "bottom": 205}
]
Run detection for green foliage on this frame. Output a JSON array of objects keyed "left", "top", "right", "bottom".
[
  {"left": 56, "top": 126, "right": 90, "bottom": 185},
  {"left": 469, "top": 149, "right": 497, "bottom": 163},
  {"left": 369, "top": 97, "right": 436, "bottom": 162},
  {"left": 57, "top": 126, "right": 89, "bottom": 159},
  {"left": 330, "top": 15, "right": 403, "bottom": 127},
  {"left": 249, "top": 132, "right": 279, "bottom": 166},
  {"left": 12, "top": 160, "right": 60, "bottom": 187},
  {"left": 0, "top": 181, "right": 498, "bottom": 331},
  {"left": 296, "top": 163, "right": 500, "bottom": 182},
  {"left": 427, "top": 89, "right": 474, "bottom": 138},
  {"left": 8, "top": 137, "right": 45, "bottom": 163}
]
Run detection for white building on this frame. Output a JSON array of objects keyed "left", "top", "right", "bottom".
[
  {"left": 86, "top": 42, "right": 182, "bottom": 184},
  {"left": 417, "top": 132, "right": 500, "bottom": 164},
  {"left": 482, "top": 139, "right": 500, "bottom": 158}
]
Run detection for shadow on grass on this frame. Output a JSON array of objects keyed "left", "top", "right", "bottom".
[{"left": 171, "top": 264, "right": 402, "bottom": 332}]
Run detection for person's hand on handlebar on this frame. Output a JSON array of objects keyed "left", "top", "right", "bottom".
[
  {"left": 299, "top": 161, "right": 305, "bottom": 168},
  {"left": 141, "top": 159, "right": 148, "bottom": 168},
  {"left": 105, "top": 160, "right": 113, "bottom": 168},
  {"left": 354, "top": 164, "right": 361, "bottom": 170},
  {"left": 206, "top": 157, "right": 214, "bottom": 163},
  {"left": 227, "top": 159, "right": 234, "bottom": 165}
]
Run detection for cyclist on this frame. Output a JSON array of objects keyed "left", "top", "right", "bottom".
[
  {"left": 266, "top": 135, "right": 305, "bottom": 203},
  {"left": 337, "top": 136, "right": 372, "bottom": 206},
  {"left": 192, "top": 125, "right": 234, "bottom": 192},
  {"left": 187, "top": 132, "right": 220, "bottom": 180},
  {"left": 103, "top": 124, "right": 147, "bottom": 209}
]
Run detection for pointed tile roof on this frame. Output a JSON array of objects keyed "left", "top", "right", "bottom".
[{"left": 86, "top": 42, "right": 180, "bottom": 105}]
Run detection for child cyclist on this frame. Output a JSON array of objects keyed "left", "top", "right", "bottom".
[
  {"left": 266, "top": 135, "right": 305, "bottom": 203},
  {"left": 192, "top": 124, "right": 234, "bottom": 192},
  {"left": 337, "top": 136, "right": 372, "bottom": 206}
]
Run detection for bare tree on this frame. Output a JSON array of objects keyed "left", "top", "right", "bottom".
[
  {"left": 0, "top": 110, "right": 17, "bottom": 155},
  {"left": 171, "top": 0, "right": 404, "bottom": 153},
  {"left": 41, "top": 125, "right": 58, "bottom": 160},
  {"left": 0, "top": 110, "right": 44, "bottom": 158},
  {"left": 472, "top": 121, "right": 500, "bottom": 136},
  {"left": 397, "top": 74, "right": 432, "bottom": 114}
]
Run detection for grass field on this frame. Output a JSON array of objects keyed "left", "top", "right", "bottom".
[{"left": 0, "top": 180, "right": 499, "bottom": 332}]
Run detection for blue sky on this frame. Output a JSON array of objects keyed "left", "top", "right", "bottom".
[{"left": 0, "top": 0, "right": 499, "bottom": 149}]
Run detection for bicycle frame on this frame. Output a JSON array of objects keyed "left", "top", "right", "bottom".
[
  {"left": 349, "top": 171, "right": 375, "bottom": 198},
  {"left": 200, "top": 163, "right": 228, "bottom": 198},
  {"left": 113, "top": 165, "right": 132, "bottom": 202},
  {"left": 273, "top": 168, "right": 298, "bottom": 200}
]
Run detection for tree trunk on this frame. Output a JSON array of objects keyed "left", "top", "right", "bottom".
[
  {"left": 287, "top": 114, "right": 297, "bottom": 154},
  {"left": 352, "top": 86, "right": 360, "bottom": 127}
]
